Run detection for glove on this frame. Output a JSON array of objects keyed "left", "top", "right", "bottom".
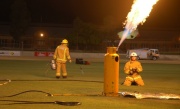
[
  {"left": 132, "top": 68, "right": 137, "bottom": 72},
  {"left": 129, "top": 70, "right": 133, "bottom": 75},
  {"left": 129, "top": 67, "right": 137, "bottom": 75},
  {"left": 53, "top": 55, "right": 56, "bottom": 60}
]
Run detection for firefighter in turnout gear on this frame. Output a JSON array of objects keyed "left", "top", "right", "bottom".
[
  {"left": 123, "top": 52, "right": 144, "bottom": 86},
  {"left": 53, "top": 39, "right": 72, "bottom": 78}
]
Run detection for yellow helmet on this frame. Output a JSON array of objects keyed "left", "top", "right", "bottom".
[
  {"left": 130, "top": 52, "right": 137, "bottom": 57},
  {"left": 61, "top": 39, "right": 68, "bottom": 44}
]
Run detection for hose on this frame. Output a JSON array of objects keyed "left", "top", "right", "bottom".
[
  {"left": 0, "top": 90, "right": 52, "bottom": 98},
  {"left": 0, "top": 89, "right": 102, "bottom": 98},
  {"left": 0, "top": 100, "right": 81, "bottom": 106},
  {"left": 0, "top": 90, "right": 81, "bottom": 106}
]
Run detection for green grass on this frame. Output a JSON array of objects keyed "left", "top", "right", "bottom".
[{"left": 0, "top": 59, "right": 180, "bottom": 109}]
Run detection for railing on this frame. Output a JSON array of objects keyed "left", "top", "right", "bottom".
[{"left": 0, "top": 42, "right": 179, "bottom": 54}]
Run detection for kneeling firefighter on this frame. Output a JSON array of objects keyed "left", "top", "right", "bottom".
[
  {"left": 123, "top": 52, "right": 144, "bottom": 86},
  {"left": 53, "top": 39, "right": 72, "bottom": 78}
]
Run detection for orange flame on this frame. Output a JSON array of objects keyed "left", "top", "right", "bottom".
[{"left": 117, "top": 0, "right": 159, "bottom": 50}]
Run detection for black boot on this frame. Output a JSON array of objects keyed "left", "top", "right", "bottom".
[
  {"left": 56, "top": 76, "right": 60, "bottom": 79},
  {"left": 62, "top": 76, "right": 67, "bottom": 78}
]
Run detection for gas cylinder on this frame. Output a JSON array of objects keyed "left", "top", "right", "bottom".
[
  {"left": 104, "top": 47, "right": 119, "bottom": 96},
  {"left": 51, "top": 59, "right": 56, "bottom": 70}
]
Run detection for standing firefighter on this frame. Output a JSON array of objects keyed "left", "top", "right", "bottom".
[
  {"left": 123, "top": 52, "right": 144, "bottom": 86},
  {"left": 53, "top": 39, "right": 72, "bottom": 78}
]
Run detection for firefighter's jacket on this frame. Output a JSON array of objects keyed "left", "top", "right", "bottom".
[
  {"left": 53, "top": 44, "right": 71, "bottom": 63},
  {"left": 124, "top": 60, "right": 143, "bottom": 79}
]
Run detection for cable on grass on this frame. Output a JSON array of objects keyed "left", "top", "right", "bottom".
[
  {"left": 11, "top": 79, "right": 103, "bottom": 83},
  {"left": 49, "top": 93, "right": 104, "bottom": 97}
]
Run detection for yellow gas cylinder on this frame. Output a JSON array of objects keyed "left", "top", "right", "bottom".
[{"left": 104, "top": 47, "right": 119, "bottom": 96}]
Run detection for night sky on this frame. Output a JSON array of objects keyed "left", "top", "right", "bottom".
[{"left": 0, "top": 0, "right": 179, "bottom": 28}]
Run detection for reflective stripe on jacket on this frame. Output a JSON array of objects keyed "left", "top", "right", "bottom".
[{"left": 126, "top": 75, "right": 142, "bottom": 81}]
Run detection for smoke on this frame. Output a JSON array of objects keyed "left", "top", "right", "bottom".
[{"left": 117, "top": 0, "right": 159, "bottom": 50}]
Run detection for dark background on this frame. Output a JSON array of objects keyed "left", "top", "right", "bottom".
[{"left": 0, "top": 0, "right": 179, "bottom": 28}]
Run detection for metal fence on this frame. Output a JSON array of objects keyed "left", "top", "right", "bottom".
[{"left": 0, "top": 42, "right": 180, "bottom": 54}]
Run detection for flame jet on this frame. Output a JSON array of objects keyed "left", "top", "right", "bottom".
[{"left": 117, "top": 0, "right": 159, "bottom": 51}]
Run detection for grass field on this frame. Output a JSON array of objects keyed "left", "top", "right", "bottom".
[{"left": 0, "top": 58, "right": 180, "bottom": 109}]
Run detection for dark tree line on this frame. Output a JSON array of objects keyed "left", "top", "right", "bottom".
[
  {"left": 9, "top": 0, "right": 122, "bottom": 51},
  {"left": 10, "top": 0, "right": 31, "bottom": 42},
  {"left": 66, "top": 17, "right": 121, "bottom": 51}
]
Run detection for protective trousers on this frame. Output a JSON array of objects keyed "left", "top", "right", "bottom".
[
  {"left": 123, "top": 75, "right": 144, "bottom": 86},
  {"left": 56, "top": 61, "right": 67, "bottom": 77}
]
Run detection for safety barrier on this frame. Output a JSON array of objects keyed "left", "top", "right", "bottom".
[{"left": 0, "top": 51, "right": 179, "bottom": 60}]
